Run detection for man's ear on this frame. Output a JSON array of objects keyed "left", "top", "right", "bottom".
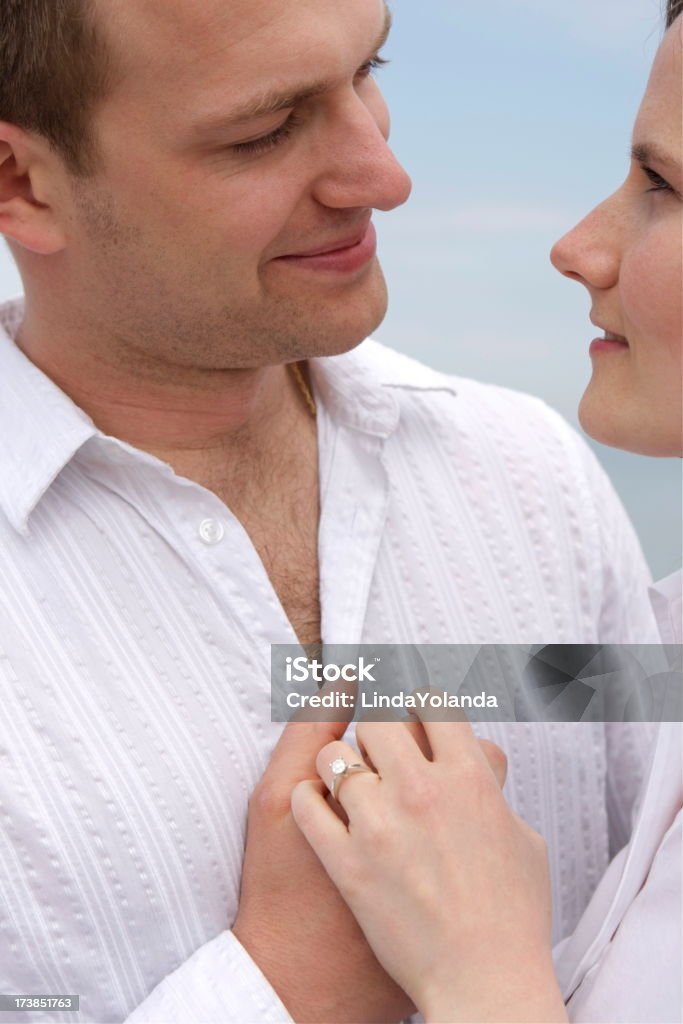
[{"left": 0, "top": 122, "right": 68, "bottom": 256}]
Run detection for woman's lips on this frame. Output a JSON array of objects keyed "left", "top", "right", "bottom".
[
  {"left": 590, "top": 333, "right": 629, "bottom": 356},
  {"left": 275, "top": 223, "right": 377, "bottom": 274}
]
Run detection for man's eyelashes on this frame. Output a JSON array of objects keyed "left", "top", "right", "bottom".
[
  {"left": 230, "top": 114, "right": 305, "bottom": 156},
  {"left": 230, "top": 55, "right": 389, "bottom": 156}
]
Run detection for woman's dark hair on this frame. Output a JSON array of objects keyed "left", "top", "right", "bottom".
[{"left": 667, "top": 0, "right": 683, "bottom": 27}]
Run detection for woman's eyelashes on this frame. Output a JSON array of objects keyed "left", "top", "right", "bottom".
[
  {"left": 642, "top": 165, "right": 677, "bottom": 195},
  {"left": 230, "top": 55, "right": 389, "bottom": 156},
  {"left": 362, "top": 55, "right": 390, "bottom": 75}
]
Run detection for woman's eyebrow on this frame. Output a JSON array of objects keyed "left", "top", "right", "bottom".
[{"left": 631, "top": 141, "right": 681, "bottom": 170}]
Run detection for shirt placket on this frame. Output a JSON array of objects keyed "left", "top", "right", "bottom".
[{"left": 317, "top": 410, "right": 391, "bottom": 646}]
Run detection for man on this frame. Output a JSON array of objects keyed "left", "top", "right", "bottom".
[{"left": 0, "top": 0, "right": 659, "bottom": 1021}]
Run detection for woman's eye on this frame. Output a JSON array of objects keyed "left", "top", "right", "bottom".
[
  {"left": 357, "top": 54, "right": 390, "bottom": 78},
  {"left": 643, "top": 166, "right": 674, "bottom": 194}
]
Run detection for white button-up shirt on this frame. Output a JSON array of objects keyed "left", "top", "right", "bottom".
[
  {"left": 554, "top": 573, "right": 682, "bottom": 1024},
  {"left": 0, "top": 298, "right": 660, "bottom": 1023}
]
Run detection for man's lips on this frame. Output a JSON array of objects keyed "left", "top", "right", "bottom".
[
  {"left": 280, "top": 226, "right": 372, "bottom": 258},
  {"left": 273, "top": 222, "right": 378, "bottom": 273}
]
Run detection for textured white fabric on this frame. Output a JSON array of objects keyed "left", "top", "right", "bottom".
[
  {"left": 0, "top": 297, "right": 660, "bottom": 1023},
  {"left": 553, "top": 580, "right": 683, "bottom": 1024},
  {"left": 650, "top": 570, "right": 683, "bottom": 646}
]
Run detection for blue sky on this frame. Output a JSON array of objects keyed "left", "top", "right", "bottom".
[
  {"left": 0, "top": 0, "right": 679, "bottom": 574},
  {"left": 375, "top": 0, "right": 665, "bottom": 397},
  {"left": 372, "top": 0, "right": 680, "bottom": 577}
]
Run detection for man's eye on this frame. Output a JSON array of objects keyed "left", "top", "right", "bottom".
[
  {"left": 643, "top": 166, "right": 675, "bottom": 195},
  {"left": 231, "top": 114, "right": 303, "bottom": 156},
  {"left": 228, "top": 55, "right": 388, "bottom": 157}
]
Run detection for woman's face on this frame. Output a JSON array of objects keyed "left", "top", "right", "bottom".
[{"left": 551, "top": 19, "right": 682, "bottom": 457}]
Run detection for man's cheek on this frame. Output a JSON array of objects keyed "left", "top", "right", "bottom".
[{"left": 223, "top": 183, "right": 302, "bottom": 257}]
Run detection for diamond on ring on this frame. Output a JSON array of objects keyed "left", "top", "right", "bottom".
[
  {"left": 330, "top": 757, "right": 348, "bottom": 777},
  {"left": 327, "top": 757, "right": 376, "bottom": 802}
]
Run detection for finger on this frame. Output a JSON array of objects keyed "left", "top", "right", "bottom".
[
  {"left": 478, "top": 739, "right": 508, "bottom": 788},
  {"left": 291, "top": 778, "right": 350, "bottom": 857},
  {"left": 355, "top": 718, "right": 428, "bottom": 777},
  {"left": 398, "top": 716, "right": 434, "bottom": 760},
  {"left": 267, "top": 688, "right": 352, "bottom": 785},
  {"left": 405, "top": 696, "right": 507, "bottom": 782},
  {"left": 288, "top": 675, "right": 356, "bottom": 727},
  {"left": 316, "top": 739, "right": 380, "bottom": 815},
  {"left": 326, "top": 789, "right": 350, "bottom": 828},
  {"left": 358, "top": 716, "right": 433, "bottom": 764},
  {"left": 355, "top": 708, "right": 432, "bottom": 769},
  {"left": 354, "top": 704, "right": 395, "bottom": 770},
  {"left": 408, "top": 689, "right": 488, "bottom": 766}
]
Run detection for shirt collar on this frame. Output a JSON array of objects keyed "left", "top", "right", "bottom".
[
  {"left": 0, "top": 299, "right": 97, "bottom": 536},
  {"left": 309, "top": 337, "right": 457, "bottom": 439},
  {"left": 0, "top": 297, "right": 457, "bottom": 534}
]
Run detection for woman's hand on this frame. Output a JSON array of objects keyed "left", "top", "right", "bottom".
[{"left": 291, "top": 708, "right": 568, "bottom": 1023}]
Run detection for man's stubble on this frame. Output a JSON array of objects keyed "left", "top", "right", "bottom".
[{"left": 70, "top": 183, "right": 390, "bottom": 379}]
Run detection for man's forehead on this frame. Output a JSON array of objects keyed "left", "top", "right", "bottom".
[
  {"left": 99, "top": 0, "right": 388, "bottom": 86},
  {"left": 98, "top": 0, "right": 277, "bottom": 71}
]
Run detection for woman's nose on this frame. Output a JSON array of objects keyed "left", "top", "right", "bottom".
[{"left": 550, "top": 192, "right": 623, "bottom": 292}]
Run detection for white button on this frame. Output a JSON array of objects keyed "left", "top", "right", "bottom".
[{"left": 199, "top": 519, "right": 225, "bottom": 545}]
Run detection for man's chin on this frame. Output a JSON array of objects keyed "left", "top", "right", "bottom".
[
  {"left": 223, "top": 263, "right": 389, "bottom": 366},
  {"left": 302, "top": 266, "right": 389, "bottom": 359}
]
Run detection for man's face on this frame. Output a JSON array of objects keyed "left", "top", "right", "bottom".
[{"left": 65, "top": 0, "right": 412, "bottom": 369}]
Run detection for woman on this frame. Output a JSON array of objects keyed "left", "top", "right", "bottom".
[{"left": 291, "top": 4, "right": 683, "bottom": 1022}]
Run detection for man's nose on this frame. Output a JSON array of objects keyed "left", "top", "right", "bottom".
[
  {"left": 311, "top": 95, "right": 413, "bottom": 213},
  {"left": 550, "top": 194, "right": 622, "bottom": 292}
]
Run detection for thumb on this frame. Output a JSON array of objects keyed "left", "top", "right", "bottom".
[{"left": 267, "top": 679, "right": 356, "bottom": 782}]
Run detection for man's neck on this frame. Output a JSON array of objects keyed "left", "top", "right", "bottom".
[
  {"left": 15, "top": 309, "right": 314, "bottom": 491},
  {"left": 15, "top": 303, "right": 323, "bottom": 645}
]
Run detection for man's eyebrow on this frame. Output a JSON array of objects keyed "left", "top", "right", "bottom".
[
  {"left": 631, "top": 141, "right": 681, "bottom": 171},
  {"left": 190, "top": 4, "right": 392, "bottom": 138}
]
